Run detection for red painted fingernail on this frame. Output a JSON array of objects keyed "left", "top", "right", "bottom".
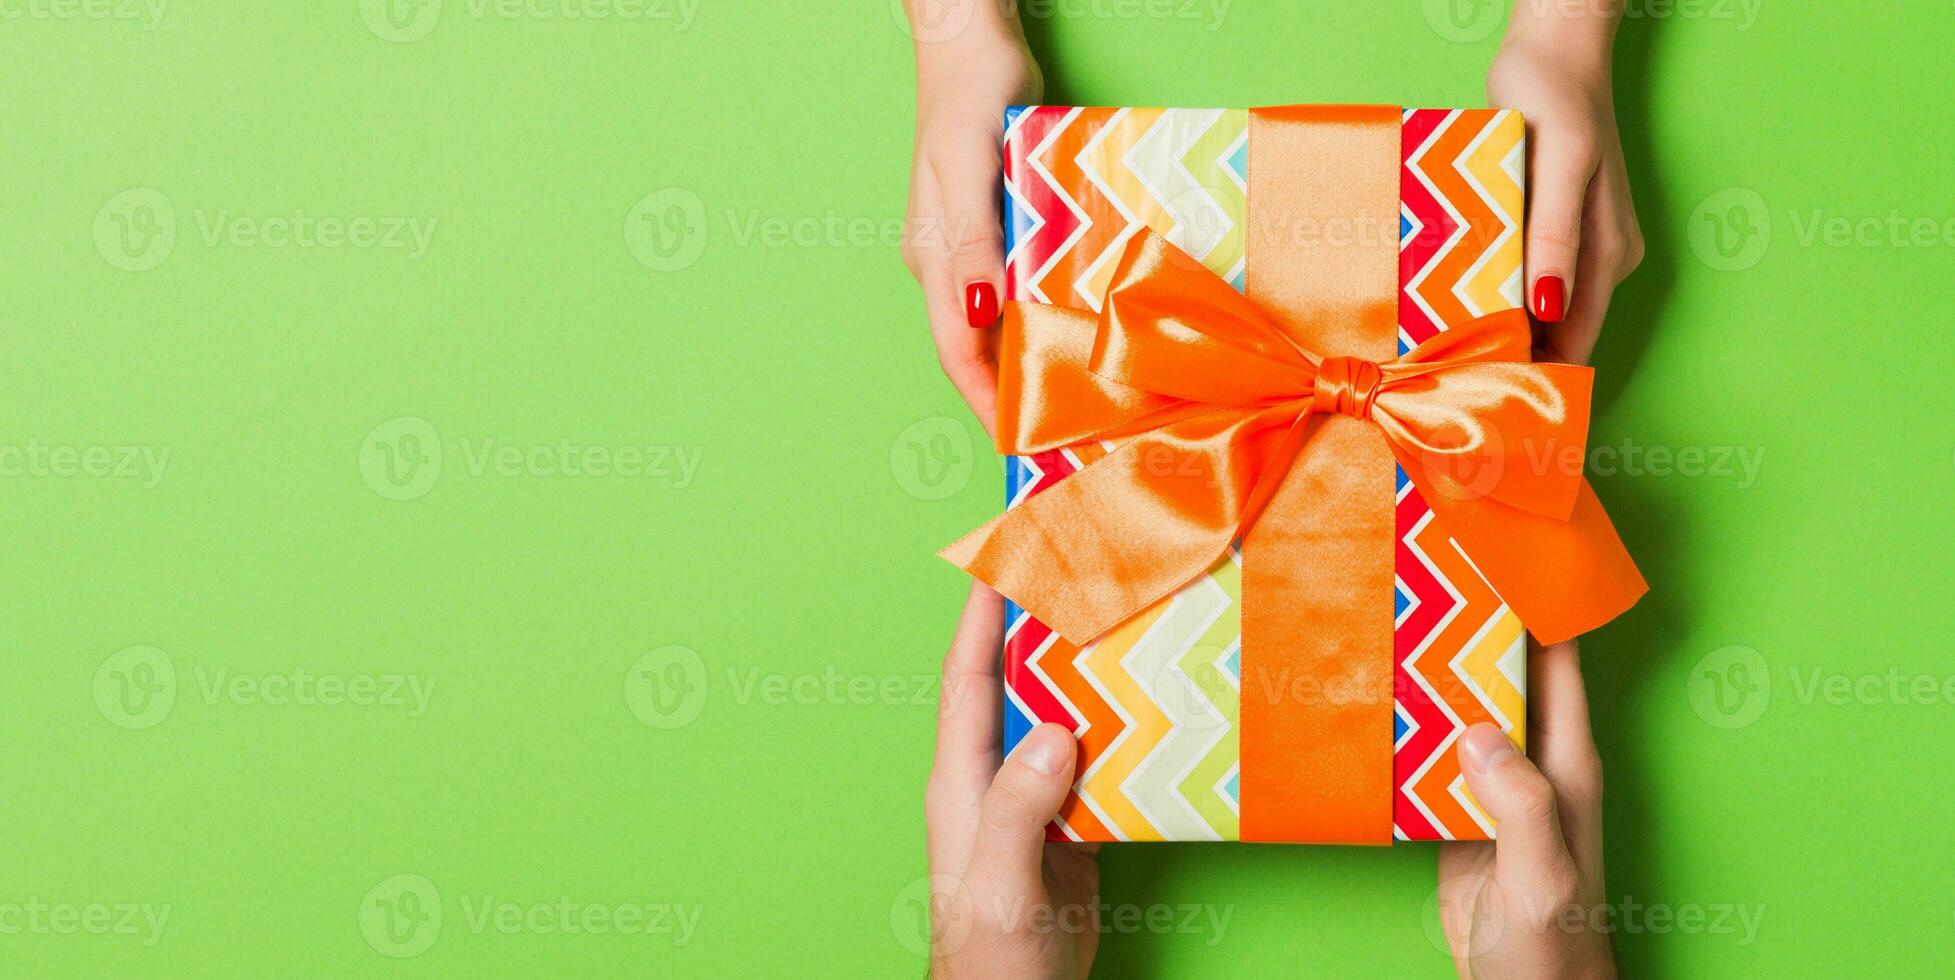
[
  {"left": 965, "top": 282, "right": 999, "bottom": 329},
  {"left": 1532, "top": 276, "right": 1566, "bottom": 323}
]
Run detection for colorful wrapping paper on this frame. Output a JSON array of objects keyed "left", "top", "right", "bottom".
[{"left": 997, "top": 105, "right": 1529, "bottom": 843}]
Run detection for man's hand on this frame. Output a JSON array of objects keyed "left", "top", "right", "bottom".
[
  {"left": 1437, "top": 640, "right": 1617, "bottom": 978},
  {"left": 923, "top": 584, "right": 1101, "bottom": 979}
]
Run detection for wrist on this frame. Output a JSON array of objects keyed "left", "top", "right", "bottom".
[
  {"left": 1498, "top": 0, "right": 1619, "bottom": 68},
  {"left": 906, "top": 0, "right": 1026, "bottom": 56}
]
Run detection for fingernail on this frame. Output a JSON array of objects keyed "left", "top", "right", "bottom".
[
  {"left": 1014, "top": 726, "right": 1071, "bottom": 776},
  {"left": 1531, "top": 275, "right": 1566, "bottom": 323},
  {"left": 1460, "top": 724, "right": 1518, "bottom": 775},
  {"left": 965, "top": 282, "right": 999, "bottom": 329}
]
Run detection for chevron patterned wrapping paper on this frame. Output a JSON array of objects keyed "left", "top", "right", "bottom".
[{"left": 998, "top": 106, "right": 1529, "bottom": 843}]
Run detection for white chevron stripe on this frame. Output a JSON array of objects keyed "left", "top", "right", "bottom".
[{"left": 1120, "top": 575, "right": 1231, "bottom": 840}]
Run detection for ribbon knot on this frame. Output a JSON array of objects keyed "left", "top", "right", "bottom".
[{"left": 1312, "top": 356, "right": 1381, "bottom": 419}]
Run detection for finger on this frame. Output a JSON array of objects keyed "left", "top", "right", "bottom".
[
  {"left": 929, "top": 130, "right": 1008, "bottom": 330},
  {"left": 1533, "top": 198, "right": 1616, "bottom": 365},
  {"left": 932, "top": 582, "right": 1008, "bottom": 800},
  {"left": 1528, "top": 640, "right": 1605, "bottom": 868},
  {"left": 1523, "top": 125, "right": 1601, "bottom": 327},
  {"left": 907, "top": 169, "right": 1001, "bottom": 435},
  {"left": 921, "top": 267, "right": 1000, "bottom": 436},
  {"left": 1457, "top": 723, "right": 1577, "bottom": 893},
  {"left": 966, "top": 723, "right": 1077, "bottom": 899},
  {"left": 1538, "top": 156, "right": 1637, "bottom": 365}
]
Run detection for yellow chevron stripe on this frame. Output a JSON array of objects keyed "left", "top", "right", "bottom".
[
  {"left": 1461, "top": 111, "right": 1525, "bottom": 314},
  {"left": 1079, "top": 602, "right": 1170, "bottom": 840},
  {"left": 1080, "top": 108, "right": 1168, "bottom": 302},
  {"left": 1459, "top": 609, "right": 1526, "bottom": 742}
]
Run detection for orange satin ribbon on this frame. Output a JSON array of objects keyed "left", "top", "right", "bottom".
[{"left": 943, "top": 106, "right": 1646, "bottom": 843}]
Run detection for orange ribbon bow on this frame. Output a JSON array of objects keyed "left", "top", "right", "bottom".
[
  {"left": 944, "top": 105, "right": 1645, "bottom": 843},
  {"left": 944, "top": 228, "right": 1645, "bottom": 648}
]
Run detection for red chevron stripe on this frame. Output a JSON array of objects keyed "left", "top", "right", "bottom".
[
  {"left": 1010, "top": 108, "right": 1080, "bottom": 304},
  {"left": 1032, "top": 109, "right": 1119, "bottom": 310},
  {"left": 1406, "top": 510, "right": 1507, "bottom": 834},
  {"left": 1394, "top": 489, "right": 1453, "bottom": 838},
  {"left": 1003, "top": 111, "right": 1049, "bottom": 292},
  {"left": 1399, "top": 109, "right": 1455, "bottom": 346},
  {"left": 1006, "top": 617, "right": 1075, "bottom": 731}
]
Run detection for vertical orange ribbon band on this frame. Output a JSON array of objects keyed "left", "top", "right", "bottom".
[
  {"left": 943, "top": 106, "right": 1646, "bottom": 843},
  {"left": 1239, "top": 105, "right": 1401, "bottom": 843}
]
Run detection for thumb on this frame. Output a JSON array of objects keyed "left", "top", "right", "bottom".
[
  {"left": 966, "top": 723, "right": 1077, "bottom": 898},
  {"left": 1458, "top": 723, "right": 1576, "bottom": 891},
  {"left": 1523, "top": 129, "right": 1600, "bottom": 325}
]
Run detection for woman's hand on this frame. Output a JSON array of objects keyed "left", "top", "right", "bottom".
[
  {"left": 901, "top": 2, "right": 1042, "bottom": 435},
  {"left": 923, "top": 583, "right": 1100, "bottom": 979},
  {"left": 1487, "top": 5, "right": 1643, "bottom": 365},
  {"left": 1437, "top": 641, "right": 1617, "bottom": 978}
]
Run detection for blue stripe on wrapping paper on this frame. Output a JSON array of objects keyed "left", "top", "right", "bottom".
[
  {"left": 1001, "top": 451, "right": 1035, "bottom": 755},
  {"left": 1004, "top": 676, "right": 1035, "bottom": 754}
]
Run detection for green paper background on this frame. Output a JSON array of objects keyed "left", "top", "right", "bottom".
[{"left": 4, "top": 1, "right": 1953, "bottom": 976}]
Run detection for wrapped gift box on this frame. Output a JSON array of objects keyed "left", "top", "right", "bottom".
[{"left": 995, "top": 106, "right": 1531, "bottom": 843}]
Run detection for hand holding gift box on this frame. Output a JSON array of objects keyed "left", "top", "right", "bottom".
[{"left": 943, "top": 105, "right": 1645, "bottom": 845}]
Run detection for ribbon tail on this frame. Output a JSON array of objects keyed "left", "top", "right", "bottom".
[
  {"left": 942, "top": 409, "right": 1288, "bottom": 645},
  {"left": 1415, "top": 475, "right": 1648, "bottom": 644}
]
